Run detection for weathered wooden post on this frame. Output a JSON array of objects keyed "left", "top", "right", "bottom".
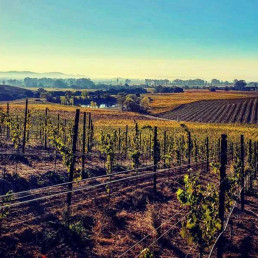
[
  {"left": 57, "top": 113, "right": 60, "bottom": 132},
  {"left": 153, "top": 126, "right": 158, "bottom": 194},
  {"left": 249, "top": 140, "right": 253, "bottom": 190},
  {"left": 149, "top": 134, "right": 152, "bottom": 160},
  {"left": 6, "top": 102, "right": 10, "bottom": 139},
  {"left": 240, "top": 135, "right": 245, "bottom": 211},
  {"left": 125, "top": 125, "right": 128, "bottom": 159},
  {"left": 87, "top": 112, "right": 91, "bottom": 152},
  {"left": 44, "top": 108, "right": 48, "bottom": 150},
  {"left": 82, "top": 112, "right": 87, "bottom": 178},
  {"left": 64, "top": 119, "right": 67, "bottom": 142},
  {"left": 139, "top": 131, "right": 142, "bottom": 152},
  {"left": 254, "top": 142, "right": 257, "bottom": 179},
  {"left": 217, "top": 134, "right": 227, "bottom": 258},
  {"left": 67, "top": 109, "right": 80, "bottom": 211},
  {"left": 22, "top": 99, "right": 28, "bottom": 153},
  {"left": 187, "top": 131, "right": 191, "bottom": 169},
  {"left": 163, "top": 130, "right": 167, "bottom": 167},
  {"left": 118, "top": 128, "right": 121, "bottom": 153},
  {"left": 206, "top": 136, "right": 209, "bottom": 172}
]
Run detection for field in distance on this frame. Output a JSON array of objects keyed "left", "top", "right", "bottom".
[
  {"left": 158, "top": 96, "right": 258, "bottom": 124},
  {"left": 1, "top": 96, "right": 258, "bottom": 141},
  {"left": 147, "top": 90, "right": 256, "bottom": 114}
]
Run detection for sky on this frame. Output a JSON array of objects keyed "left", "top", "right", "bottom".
[{"left": 0, "top": 0, "right": 258, "bottom": 81}]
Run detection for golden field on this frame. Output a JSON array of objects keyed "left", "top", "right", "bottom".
[
  {"left": 1, "top": 96, "right": 258, "bottom": 141},
  {"left": 147, "top": 90, "right": 255, "bottom": 114}
]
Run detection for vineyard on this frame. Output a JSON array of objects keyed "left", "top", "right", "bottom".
[
  {"left": 158, "top": 97, "right": 258, "bottom": 124},
  {"left": 0, "top": 100, "right": 257, "bottom": 257},
  {"left": 147, "top": 90, "right": 255, "bottom": 114}
]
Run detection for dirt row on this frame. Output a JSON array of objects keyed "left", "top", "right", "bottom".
[{"left": 0, "top": 154, "right": 257, "bottom": 257}]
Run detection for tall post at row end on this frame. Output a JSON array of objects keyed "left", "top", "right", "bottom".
[
  {"left": 217, "top": 134, "right": 227, "bottom": 258},
  {"left": 240, "top": 135, "right": 245, "bottom": 211},
  {"left": 82, "top": 112, "right": 87, "bottom": 178},
  {"left": 153, "top": 126, "right": 158, "bottom": 194},
  {"left": 125, "top": 125, "right": 128, "bottom": 159},
  {"left": 67, "top": 109, "right": 80, "bottom": 213},
  {"left": 206, "top": 136, "right": 209, "bottom": 172},
  {"left": 254, "top": 142, "right": 257, "bottom": 179},
  {"left": 22, "top": 99, "right": 28, "bottom": 153},
  {"left": 44, "top": 108, "right": 48, "bottom": 150},
  {"left": 6, "top": 102, "right": 10, "bottom": 139},
  {"left": 187, "top": 131, "right": 191, "bottom": 169}
]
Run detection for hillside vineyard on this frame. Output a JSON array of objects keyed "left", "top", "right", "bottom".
[{"left": 158, "top": 97, "right": 258, "bottom": 124}]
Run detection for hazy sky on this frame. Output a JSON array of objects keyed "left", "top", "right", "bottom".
[{"left": 0, "top": 0, "right": 258, "bottom": 80}]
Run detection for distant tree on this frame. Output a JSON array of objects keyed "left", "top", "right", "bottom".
[
  {"left": 125, "top": 79, "right": 131, "bottom": 85},
  {"left": 35, "top": 88, "right": 47, "bottom": 98},
  {"left": 117, "top": 94, "right": 149, "bottom": 113},
  {"left": 74, "top": 78, "right": 94, "bottom": 89},
  {"left": 210, "top": 87, "right": 216, "bottom": 92},
  {"left": 234, "top": 80, "right": 246, "bottom": 91},
  {"left": 24, "top": 77, "right": 38, "bottom": 87},
  {"left": 37, "top": 88, "right": 46, "bottom": 94},
  {"left": 54, "top": 79, "right": 68, "bottom": 88},
  {"left": 140, "top": 96, "right": 150, "bottom": 111},
  {"left": 117, "top": 94, "right": 126, "bottom": 110},
  {"left": 233, "top": 79, "right": 238, "bottom": 84},
  {"left": 124, "top": 95, "right": 138, "bottom": 111},
  {"left": 174, "top": 87, "right": 184, "bottom": 93},
  {"left": 154, "top": 85, "right": 183, "bottom": 93},
  {"left": 65, "top": 91, "right": 72, "bottom": 99},
  {"left": 81, "top": 90, "right": 89, "bottom": 98},
  {"left": 90, "top": 101, "right": 97, "bottom": 108},
  {"left": 211, "top": 79, "right": 220, "bottom": 85}
]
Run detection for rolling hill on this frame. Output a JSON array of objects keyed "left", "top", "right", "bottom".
[{"left": 0, "top": 85, "right": 34, "bottom": 101}]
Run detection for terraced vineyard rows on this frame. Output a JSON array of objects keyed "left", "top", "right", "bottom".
[{"left": 158, "top": 97, "right": 258, "bottom": 124}]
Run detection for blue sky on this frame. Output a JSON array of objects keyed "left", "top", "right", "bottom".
[{"left": 0, "top": 0, "right": 258, "bottom": 80}]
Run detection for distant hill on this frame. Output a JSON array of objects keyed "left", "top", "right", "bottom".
[
  {"left": 0, "top": 85, "right": 34, "bottom": 101},
  {"left": 0, "top": 71, "right": 85, "bottom": 79}
]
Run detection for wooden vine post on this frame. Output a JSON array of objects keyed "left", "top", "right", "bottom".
[
  {"left": 44, "top": 108, "right": 48, "bottom": 150},
  {"left": 187, "top": 131, "right": 191, "bottom": 169},
  {"left": 6, "top": 102, "right": 10, "bottom": 139},
  {"left": 217, "top": 134, "right": 227, "bottom": 258},
  {"left": 125, "top": 125, "right": 128, "bottom": 159},
  {"left": 139, "top": 131, "right": 142, "bottom": 152},
  {"left": 87, "top": 112, "right": 91, "bottom": 152},
  {"left": 206, "top": 136, "right": 209, "bottom": 172},
  {"left": 149, "top": 134, "right": 152, "bottom": 159},
  {"left": 254, "top": 142, "right": 257, "bottom": 179},
  {"left": 82, "top": 112, "right": 87, "bottom": 178},
  {"left": 22, "top": 99, "right": 28, "bottom": 153},
  {"left": 67, "top": 109, "right": 80, "bottom": 211},
  {"left": 153, "top": 126, "right": 158, "bottom": 194},
  {"left": 118, "top": 128, "right": 121, "bottom": 153},
  {"left": 163, "top": 130, "right": 167, "bottom": 167},
  {"left": 57, "top": 113, "right": 60, "bottom": 132},
  {"left": 248, "top": 139, "right": 252, "bottom": 190},
  {"left": 240, "top": 135, "right": 245, "bottom": 211},
  {"left": 64, "top": 119, "right": 67, "bottom": 142}
]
